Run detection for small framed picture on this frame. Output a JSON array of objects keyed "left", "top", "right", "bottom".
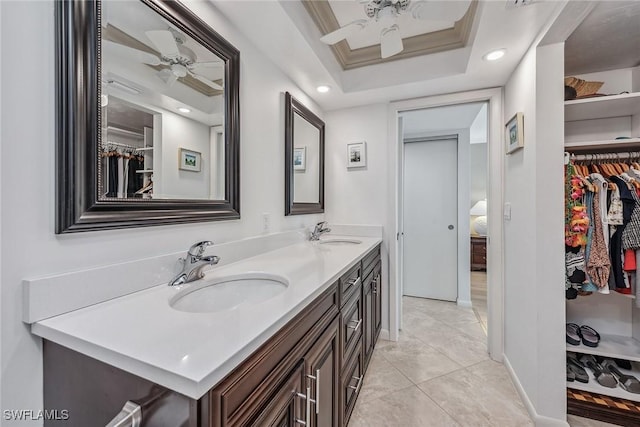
[
  {"left": 347, "top": 142, "right": 366, "bottom": 168},
  {"left": 179, "top": 148, "right": 201, "bottom": 172},
  {"left": 505, "top": 112, "right": 524, "bottom": 154},
  {"left": 293, "top": 146, "right": 306, "bottom": 171}
]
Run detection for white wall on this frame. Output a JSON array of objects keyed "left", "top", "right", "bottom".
[
  {"left": 325, "top": 104, "right": 390, "bottom": 331},
  {"left": 0, "top": 1, "right": 324, "bottom": 423},
  {"left": 503, "top": 42, "right": 566, "bottom": 423},
  {"left": 160, "top": 111, "right": 211, "bottom": 199}
]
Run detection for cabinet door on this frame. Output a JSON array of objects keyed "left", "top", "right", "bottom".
[
  {"left": 305, "top": 317, "right": 339, "bottom": 427},
  {"left": 340, "top": 350, "right": 364, "bottom": 427},
  {"left": 373, "top": 264, "right": 382, "bottom": 340},
  {"left": 251, "top": 361, "right": 306, "bottom": 427},
  {"left": 363, "top": 277, "right": 374, "bottom": 369}
]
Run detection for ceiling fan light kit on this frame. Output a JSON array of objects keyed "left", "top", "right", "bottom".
[{"left": 319, "top": 0, "right": 472, "bottom": 60}]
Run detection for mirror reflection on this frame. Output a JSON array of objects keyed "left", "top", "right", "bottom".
[
  {"left": 101, "top": 0, "right": 226, "bottom": 200},
  {"left": 293, "top": 114, "right": 320, "bottom": 203}
]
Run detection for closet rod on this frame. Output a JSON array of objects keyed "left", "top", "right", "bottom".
[{"left": 570, "top": 151, "right": 640, "bottom": 162}]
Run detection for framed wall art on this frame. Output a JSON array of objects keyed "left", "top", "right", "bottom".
[
  {"left": 347, "top": 142, "right": 366, "bottom": 168},
  {"left": 179, "top": 148, "right": 202, "bottom": 172},
  {"left": 505, "top": 112, "right": 524, "bottom": 154}
]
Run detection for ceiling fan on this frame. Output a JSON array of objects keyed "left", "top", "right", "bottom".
[
  {"left": 320, "top": 0, "right": 471, "bottom": 59},
  {"left": 104, "top": 28, "right": 224, "bottom": 91}
]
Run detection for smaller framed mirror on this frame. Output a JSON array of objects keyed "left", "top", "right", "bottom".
[{"left": 284, "top": 92, "right": 324, "bottom": 215}]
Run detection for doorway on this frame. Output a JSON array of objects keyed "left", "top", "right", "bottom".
[
  {"left": 388, "top": 88, "right": 503, "bottom": 360},
  {"left": 403, "top": 136, "right": 459, "bottom": 301}
]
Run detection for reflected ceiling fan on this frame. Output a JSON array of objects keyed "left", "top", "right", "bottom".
[
  {"left": 320, "top": 0, "right": 471, "bottom": 59},
  {"left": 104, "top": 28, "right": 224, "bottom": 91}
]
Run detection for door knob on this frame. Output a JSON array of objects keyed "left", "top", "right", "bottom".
[{"left": 448, "top": 225, "right": 454, "bottom": 230}]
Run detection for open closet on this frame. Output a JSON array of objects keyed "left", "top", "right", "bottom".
[
  {"left": 101, "top": 97, "right": 155, "bottom": 199},
  {"left": 564, "top": 68, "right": 640, "bottom": 424}
]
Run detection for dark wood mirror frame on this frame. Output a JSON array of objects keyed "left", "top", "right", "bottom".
[
  {"left": 55, "top": 0, "right": 240, "bottom": 234},
  {"left": 284, "top": 92, "right": 325, "bottom": 216}
]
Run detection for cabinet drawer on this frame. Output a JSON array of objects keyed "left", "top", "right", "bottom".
[
  {"left": 341, "top": 349, "right": 364, "bottom": 427},
  {"left": 340, "top": 263, "right": 362, "bottom": 307},
  {"left": 340, "top": 288, "right": 363, "bottom": 372},
  {"left": 361, "top": 245, "right": 380, "bottom": 279},
  {"left": 472, "top": 253, "right": 486, "bottom": 264},
  {"left": 471, "top": 244, "right": 486, "bottom": 254}
]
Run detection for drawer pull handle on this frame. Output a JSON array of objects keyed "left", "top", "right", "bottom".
[
  {"left": 307, "top": 369, "right": 321, "bottom": 414},
  {"left": 348, "top": 319, "right": 362, "bottom": 332},
  {"left": 346, "top": 277, "right": 361, "bottom": 287},
  {"left": 349, "top": 375, "right": 363, "bottom": 394},
  {"left": 295, "top": 387, "right": 315, "bottom": 426}
]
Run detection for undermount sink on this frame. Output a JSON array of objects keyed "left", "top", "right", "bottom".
[
  {"left": 169, "top": 272, "right": 288, "bottom": 313},
  {"left": 318, "top": 239, "right": 362, "bottom": 245}
]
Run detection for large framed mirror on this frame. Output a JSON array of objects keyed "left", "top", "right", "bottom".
[
  {"left": 56, "top": 0, "right": 240, "bottom": 233},
  {"left": 284, "top": 92, "right": 325, "bottom": 216}
]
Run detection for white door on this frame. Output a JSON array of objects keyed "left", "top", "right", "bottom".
[{"left": 403, "top": 137, "right": 458, "bottom": 301}]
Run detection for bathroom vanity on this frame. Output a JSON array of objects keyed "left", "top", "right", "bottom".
[{"left": 31, "top": 236, "right": 382, "bottom": 426}]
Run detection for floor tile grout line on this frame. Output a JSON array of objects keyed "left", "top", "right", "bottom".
[
  {"left": 412, "top": 380, "right": 465, "bottom": 427},
  {"left": 398, "top": 326, "right": 489, "bottom": 368}
]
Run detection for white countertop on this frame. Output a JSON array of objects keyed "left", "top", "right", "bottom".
[{"left": 31, "top": 235, "right": 382, "bottom": 399}]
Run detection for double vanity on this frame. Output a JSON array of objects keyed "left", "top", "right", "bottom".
[{"left": 30, "top": 231, "right": 383, "bottom": 426}]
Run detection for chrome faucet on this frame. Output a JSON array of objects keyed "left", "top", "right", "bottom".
[
  {"left": 309, "top": 221, "right": 331, "bottom": 241},
  {"left": 168, "top": 241, "right": 220, "bottom": 286}
]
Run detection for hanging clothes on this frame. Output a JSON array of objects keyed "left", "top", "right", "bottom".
[
  {"left": 609, "top": 176, "right": 635, "bottom": 294},
  {"left": 586, "top": 194, "right": 611, "bottom": 289}
]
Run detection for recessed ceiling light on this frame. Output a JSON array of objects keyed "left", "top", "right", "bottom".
[
  {"left": 483, "top": 49, "right": 506, "bottom": 61},
  {"left": 178, "top": 107, "right": 191, "bottom": 113},
  {"left": 316, "top": 85, "right": 330, "bottom": 93}
]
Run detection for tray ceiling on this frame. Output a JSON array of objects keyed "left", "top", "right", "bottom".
[{"left": 303, "top": 0, "right": 478, "bottom": 70}]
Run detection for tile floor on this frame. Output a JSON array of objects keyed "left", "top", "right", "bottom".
[{"left": 348, "top": 296, "right": 615, "bottom": 427}]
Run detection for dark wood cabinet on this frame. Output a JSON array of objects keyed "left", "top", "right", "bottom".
[
  {"left": 340, "top": 288, "right": 363, "bottom": 372},
  {"left": 43, "top": 244, "right": 383, "bottom": 427},
  {"left": 340, "top": 347, "right": 363, "bottom": 427},
  {"left": 471, "top": 236, "right": 487, "bottom": 271},
  {"left": 373, "top": 262, "right": 382, "bottom": 341},
  {"left": 363, "top": 272, "right": 375, "bottom": 369},
  {"left": 250, "top": 361, "right": 306, "bottom": 427},
  {"left": 305, "top": 317, "right": 339, "bottom": 427}
]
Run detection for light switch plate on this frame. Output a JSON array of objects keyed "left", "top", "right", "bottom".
[{"left": 504, "top": 203, "right": 512, "bottom": 221}]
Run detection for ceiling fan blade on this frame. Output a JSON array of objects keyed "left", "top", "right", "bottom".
[
  {"left": 380, "top": 25, "right": 403, "bottom": 59},
  {"left": 320, "top": 19, "right": 368, "bottom": 45},
  {"left": 145, "top": 30, "right": 180, "bottom": 58},
  {"left": 190, "top": 61, "right": 224, "bottom": 74},
  {"left": 158, "top": 68, "right": 178, "bottom": 87},
  {"left": 103, "top": 40, "right": 162, "bottom": 66},
  {"left": 191, "top": 72, "right": 224, "bottom": 91},
  {"left": 411, "top": 0, "right": 472, "bottom": 22}
]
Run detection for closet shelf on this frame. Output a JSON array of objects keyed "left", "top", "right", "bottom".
[
  {"left": 137, "top": 147, "right": 154, "bottom": 151},
  {"left": 136, "top": 170, "right": 154, "bottom": 174},
  {"left": 564, "top": 138, "right": 640, "bottom": 153},
  {"left": 568, "top": 381, "right": 640, "bottom": 403},
  {"left": 565, "top": 92, "right": 640, "bottom": 122},
  {"left": 567, "top": 334, "right": 640, "bottom": 363},
  {"left": 105, "top": 126, "right": 144, "bottom": 139}
]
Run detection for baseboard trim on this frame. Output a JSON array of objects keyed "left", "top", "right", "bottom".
[
  {"left": 379, "top": 329, "right": 390, "bottom": 341},
  {"left": 457, "top": 299, "right": 472, "bottom": 308},
  {"left": 503, "top": 355, "right": 569, "bottom": 427}
]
